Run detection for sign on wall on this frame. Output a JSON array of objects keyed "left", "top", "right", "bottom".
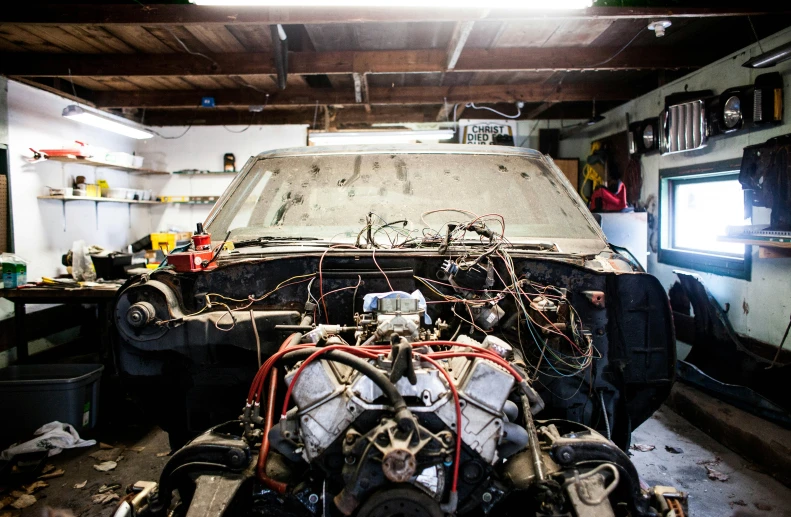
[{"left": 459, "top": 119, "right": 517, "bottom": 146}]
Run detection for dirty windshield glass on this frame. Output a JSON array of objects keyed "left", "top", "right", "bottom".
[{"left": 207, "top": 151, "right": 602, "bottom": 246}]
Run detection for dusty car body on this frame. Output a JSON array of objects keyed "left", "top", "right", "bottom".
[{"left": 113, "top": 145, "right": 680, "bottom": 517}]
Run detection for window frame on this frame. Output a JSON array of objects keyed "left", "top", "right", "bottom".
[{"left": 658, "top": 158, "right": 751, "bottom": 280}]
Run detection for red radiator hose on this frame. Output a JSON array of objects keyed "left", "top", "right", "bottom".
[{"left": 255, "top": 333, "right": 300, "bottom": 492}]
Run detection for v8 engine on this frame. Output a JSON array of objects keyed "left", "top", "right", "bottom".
[{"left": 117, "top": 284, "right": 684, "bottom": 517}]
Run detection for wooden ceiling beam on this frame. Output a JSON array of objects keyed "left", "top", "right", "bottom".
[
  {"left": 0, "top": 46, "right": 709, "bottom": 78},
  {"left": 2, "top": 5, "right": 785, "bottom": 25},
  {"left": 126, "top": 101, "right": 618, "bottom": 126},
  {"left": 93, "top": 83, "right": 638, "bottom": 109},
  {"left": 139, "top": 105, "right": 442, "bottom": 127}
]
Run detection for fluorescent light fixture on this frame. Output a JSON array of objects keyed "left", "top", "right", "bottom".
[
  {"left": 193, "top": 0, "right": 591, "bottom": 8},
  {"left": 62, "top": 105, "right": 154, "bottom": 140},
  {"left": 309, "top": 130, "right": 454, "bottom": 146}
]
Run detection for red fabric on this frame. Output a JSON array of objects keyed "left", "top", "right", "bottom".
[{"left": 589, "top": 181, "right": 628, "bottom": 212}]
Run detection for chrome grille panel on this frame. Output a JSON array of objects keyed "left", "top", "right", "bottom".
[{"left": 660, "top": 99, "right": 708, "bottom": 155}]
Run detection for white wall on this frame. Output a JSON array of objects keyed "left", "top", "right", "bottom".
[
  {"left": 4, "top": 81, "right": 308, "bottom": 280},
  {"left": 7, "top": 80, "right": 153, "bottom": 281},
  {"left": 560, "top": 27, "right": 791, "bottom": 347},
  {"left": 136, "top": 125, "right": 307, "bottom": 233}
]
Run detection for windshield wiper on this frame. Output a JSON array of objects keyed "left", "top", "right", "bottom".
[{"left": 232, "top": 236, "right": 321, "bottom": 249}]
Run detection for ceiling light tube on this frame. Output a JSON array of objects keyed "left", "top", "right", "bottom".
[
  {"left": 308, "top": 130, "right": 454, "bottom": 146},
  {"left": 193, "top": 0, "right": 591, "bottom": 8},
  {"left": 62, "top": 105, "right": 154, "bottom": 140}
]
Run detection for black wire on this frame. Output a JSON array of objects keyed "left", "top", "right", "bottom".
[
  {"left": 164, "top": 26, "right": 220, "bottom": 69},
  {"left": 588, "top": 27, "right": 644, "bottom": 67},
  {"left": 209, "top": 231, "right": 232, "bottom": 264},
  {"left": 747, "top": 16, "right": 765, "bottom": 54}
]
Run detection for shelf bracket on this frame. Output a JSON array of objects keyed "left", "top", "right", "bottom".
[
  {"left": 62, "top": 200, "right": 66, "bottom": 232},
  {"left": 95, "top": 201, "right": 99, "bottom": 230},
  {"left": 128, "top": 203, "right": 132, "bottom": 229}
]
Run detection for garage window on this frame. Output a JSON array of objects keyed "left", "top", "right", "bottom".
[{"left": 658, "top": 159, "right": 751, "bottom": 280}]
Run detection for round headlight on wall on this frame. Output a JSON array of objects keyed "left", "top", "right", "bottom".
[
  {"left": 723, "top": 95, "right": 742, "bottom": 129},
  {"left": 642, "top": 124, "right": 655, "bottom": 149}
]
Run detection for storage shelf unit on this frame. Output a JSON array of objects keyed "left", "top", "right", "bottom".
[
  {"left": 38, "top": 195, "right": 161, "bottom": 205},
  {"left": 43, "top": 155, "right": 169, "bottom": 176}
]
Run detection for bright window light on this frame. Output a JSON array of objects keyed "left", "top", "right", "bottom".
[
  {"left": 308, "top": 130, "right": 454, "bottom": 146},
  {"left": 62, "top": 105, "right": 154, "bottom": 140},
  {"left": 672, "top": 176, "right": 745, "bottom": 256},
  {"left": 193, "top": 0, "right": 591, "bottom": 8}
]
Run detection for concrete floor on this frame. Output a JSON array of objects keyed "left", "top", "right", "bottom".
[
  {"left": 4, "top": 405, "right": 791, "bottom": 516},
  {"left": 632, "top": 407, "right": 791, "bottom": 517}
]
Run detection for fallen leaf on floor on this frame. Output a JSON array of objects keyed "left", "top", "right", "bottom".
[
  {"left": 99, "top": 443, "right": 114, "bottom": 450},
  {"left": 90, "top": 448, "right": 124, "bottom": 462},
  {"left": 93, "top": 461, "right": 118, "bottom": 472},
  {"left": 91, "top": 492, "right": 120, "bottom": 505},
  {"left": 630, "top": 444, "right": 655, "bottom": 452},
  {"left": 74, "top": 481, "right": 87, "bottom": 489},
  {"left": 23, "top": 480, "right": 49, "bottom": 494},
  {"left": 156, "top": 452, "right": 169, "bottom": 457},
  {"left": 11, "top": 494, "right": 36, "bottom": 509},
  {"left": 696, "top": 457, "right": 721, "bottom": 466},
  {"left": 730, "top": 500, "right": 747, "bottom": 508},
  {"left": 755, "top": 502, "right": 773, "bottom": 511},
  {"left": 127, "top": 446, "right": 145, "bottom": 453},
  {"left": 39, "top": 468, "right": 66, "bottom": 480},
  {"left": 116, "top": 455, "right": 124, "bottom": 462},
  {"left": 0, "top": 496, "right": 15, "bottom": 510},
  {"left": 10, "top": 491, "right": 25, "bottom": 499},
  {"left": 705, "top": 465, "right": 729, "bottom": 482},
  {"left": 665, "top": 446, "right": 683, "bottom": 454},
  {"left": 0, "top": 511, "right": 13, "bottom": 517},
  {"left": 98, "top": 484, "right": 121, "bottom": 494},
  {"left": 41, "top": 464, "right": 56, "bottom": 474}
]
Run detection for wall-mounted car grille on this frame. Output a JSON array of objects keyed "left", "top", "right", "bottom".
[{"left": 659, "top": 99, "right": 708, "bottom": 155}]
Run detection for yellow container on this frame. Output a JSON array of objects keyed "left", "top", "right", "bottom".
[
  {"left": 151, "top": 233, "right": 177, "bottom": 252},
  {"left": 85, "top": 184, "right": 100, "bottom": 198}
]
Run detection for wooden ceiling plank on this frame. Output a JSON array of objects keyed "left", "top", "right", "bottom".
[
  {"left": 0, "top": 35, "right": 25, "bottom": 52},
  {"left": 103, "top": 26, "right": 174, "bottom": 53},
  {"left": 0, "top": 46, "right": 707, "bottom": 78},
  {"left": 225, "top": 24, "right": 273, "bottom": 52},
  {"left": 58, "top": 76, "right": 112, "bottom": 91},
  {"left": 144, "top": 25, "right": 213, "bottom": 55},
  {"left": 61, "top": 25, "right": 136, "bottom": 54},
  {"left": 4, "top": 6, "right": 785, "bottom": 25},
  {"left": 183, "top": 25, "right": 246, "bottom": 53},
  {"left": 22, "top": 25, "right": 106, "bottom": 53},
  {"left": 542, "top": 19, "right": 615, "bottom": 47},
  {"left": 0, "top": 24, "right": 66, "bottom": 53}
]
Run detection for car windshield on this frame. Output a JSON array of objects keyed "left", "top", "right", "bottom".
[{"left": 206, "top": 148, "right": 606, "bottom": 252}]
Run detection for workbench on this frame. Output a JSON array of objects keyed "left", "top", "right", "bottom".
[{"left": 0, "top": 286, "right": 119, "bottom": 363}]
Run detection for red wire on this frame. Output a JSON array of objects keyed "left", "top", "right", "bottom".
[
  {"left": 371, "top": 247, "right": 394, "bottom": 291},
  {"left": 280, "top": 345, "right": 379, "bottom": 418},
  {"left": 417, "top": 353, "right": 462, "bottom": 494}
]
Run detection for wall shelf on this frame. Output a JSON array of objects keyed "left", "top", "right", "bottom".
[
  {"left": 161, "top": 200, "right": 217, "bottom": 205},
  {"left": 718, "top": 236, "right": 791, "bottom": 249},
  {"left": 43, "top": 155, "right": 169, "bottom": 176},
  {"left": 38, "top": 195, "right": 161, "bottom": 205},
  {"left": 172, "top": 169, "right": 237, "bottom": 175}
]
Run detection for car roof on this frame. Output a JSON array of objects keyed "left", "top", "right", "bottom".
[{"left": 255, "top": 143, "right": 544, "bottom": 160}]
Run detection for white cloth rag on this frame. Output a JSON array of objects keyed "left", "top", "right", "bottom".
[{"left": 1, "top": 421, "right": 96, "bottom": 460}]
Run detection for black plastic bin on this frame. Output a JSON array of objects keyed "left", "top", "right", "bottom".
[{"left": 0, "top": 364, "right": 104, "bottom": 446}]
